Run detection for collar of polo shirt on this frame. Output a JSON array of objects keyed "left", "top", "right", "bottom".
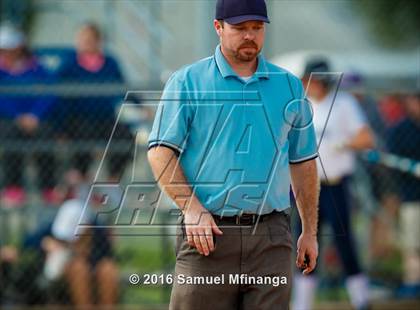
[{"left": 214, "top": 44, "right": 269, "bottom": 81}]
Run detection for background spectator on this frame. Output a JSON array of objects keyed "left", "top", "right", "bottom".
[
  {"left": 293, "top": 59, "right": 375, "bottom": 310},
  {"left": 388, "top": 93, "right": 420, "bottom": 299},
  {"left": 0, "top": 24, "right": 58, "bottom": 207},
  {"left": 43, "top": 191, "right": 119, "bottom": 307},
  {"left": 58, "top": 22, "right": 133, "bottom": 183}
]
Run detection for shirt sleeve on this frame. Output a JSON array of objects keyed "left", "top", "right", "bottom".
[
  {"left": 52, "top": 200, "right": 84, "bottom": 242},
  {"left": 287, "top": 76, "right": 319, "bottom": 164},
  {"left": 148, "top": 73, "right": 194, "bottom": 154}
]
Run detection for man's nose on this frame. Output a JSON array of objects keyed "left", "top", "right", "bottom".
[{"left": 243, "top": 30, "right": 256, "bottom": 41}]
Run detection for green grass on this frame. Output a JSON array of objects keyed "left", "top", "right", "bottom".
[
  {"left": 116, "top": 235, "right": 175, "bottom": 269},
  {"left": 115, "top": 235, "right": 175, "bottom": 304}
]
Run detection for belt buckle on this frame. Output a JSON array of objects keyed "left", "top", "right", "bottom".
[{"left": 236, "top": 214, "right": 255, "bottom": 225}]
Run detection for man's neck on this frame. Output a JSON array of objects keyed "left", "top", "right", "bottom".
[{"left": 220, "top": 46, "right": 258, "bottom": 77}]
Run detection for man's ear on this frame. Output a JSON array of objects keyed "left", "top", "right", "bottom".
[{"left": 213, "top": 19, "right": 223, "bottom": 36}]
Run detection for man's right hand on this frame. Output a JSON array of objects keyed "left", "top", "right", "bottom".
[{"left": 183, "top": 204, "right": 223, "bottom": 256}]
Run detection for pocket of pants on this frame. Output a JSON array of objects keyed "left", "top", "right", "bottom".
[
  {"left": 285, "top": 213, "right": 291, "bottom": 231},
  {"left": 175, "top": 217, "right": 186, "bottom": 257},
  {"left": 267, "top": 214, "right": 292, "bottom": 249}
]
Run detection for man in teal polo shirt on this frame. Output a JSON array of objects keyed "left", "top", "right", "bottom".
[{"left": 147, "top": 0, "right": 319, "bottom": 308}]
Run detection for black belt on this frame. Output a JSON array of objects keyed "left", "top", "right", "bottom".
[{"left": 213, "top": 210, "right": 286, "bottom": 225}]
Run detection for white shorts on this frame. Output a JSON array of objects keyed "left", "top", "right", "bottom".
[{"left": 400, "top": 202, "right": 420, "bottom": 250}]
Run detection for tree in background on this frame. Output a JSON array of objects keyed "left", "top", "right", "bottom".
[
  {"left": 0, "top": 0, "right": 34, "bottom": 33},
  {"left": 351, "top": 0, "right": 420, "bottom": 47}
]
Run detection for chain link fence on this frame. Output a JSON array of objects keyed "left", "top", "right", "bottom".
[
  {"left": 0, "top": 45, "right": 175, "bottom": 307},
  {"left": 1, "top": 46, "right": 419, "bottom": 308}
]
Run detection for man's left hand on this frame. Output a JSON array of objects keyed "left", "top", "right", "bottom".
[{"left": 296, "top": 232, "right": 318, "bottom": 275}]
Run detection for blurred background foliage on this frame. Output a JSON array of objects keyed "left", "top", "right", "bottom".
[{"left": 351, "top": 0, "right": 420, "bottom": 47}]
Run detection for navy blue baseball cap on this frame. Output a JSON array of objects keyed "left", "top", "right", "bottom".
[
  {"left": 304, "top": 58, "right": 333, "bottom": 85},
  {"left": 304, "top": 59, "right": 330, "bottom": 77},
  {"left": 216, "top": 0, "right": 270, "bottom": 25}
]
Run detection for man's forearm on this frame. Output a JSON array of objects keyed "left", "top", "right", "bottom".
[
  {"left": 147, "top": 145, "right": 222, "bottom": 256},
  {"left": 347, "top": 126, "right": 375, "bottom": 151},
  {"left": 290, "top": 159, "right": 319, "bottom": 235},
  {"left": 147, "top": 146, "right": 200, "bottom": 211}
]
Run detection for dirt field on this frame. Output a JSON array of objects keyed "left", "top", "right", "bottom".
[{"left": 8, "top": 300, "right": 420, "bottom": 310}]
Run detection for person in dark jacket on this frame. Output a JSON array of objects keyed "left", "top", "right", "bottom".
[
  {"left": 59, "top": 22, "right": 132, "bottom": 183},
  {"left": 0, "top": 25, "right": 58, "bottom": 208},
  {"left": 388, "top": 93, "right": 420, "bottom": 298}
]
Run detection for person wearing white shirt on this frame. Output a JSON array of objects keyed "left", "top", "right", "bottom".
[
  {"left": 42, "top": 186, "right": 119, "bottom": 307},
  {"left": 292, "top": 59, "right": 375, "bottom": 310}
]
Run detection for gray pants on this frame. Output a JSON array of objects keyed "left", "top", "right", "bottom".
[{"left": 170, "top": 211, "right": 293, "bottom": 310}]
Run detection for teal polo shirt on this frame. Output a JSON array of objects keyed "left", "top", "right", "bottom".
[{"left": 148, "top": 45, "right": 318, "bottom": 216}]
